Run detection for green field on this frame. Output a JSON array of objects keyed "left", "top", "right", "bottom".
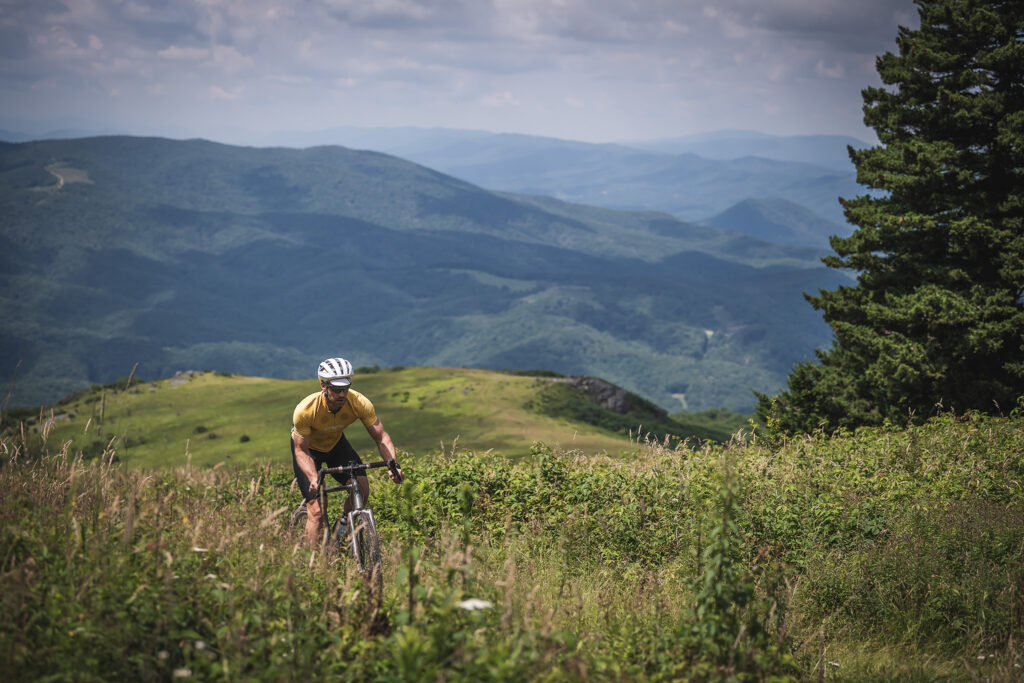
[
  {"left": 3, "top": 401, "right": 1021, "bottom": 680},
  {"left": 38, "top": 367, "right": 686, "bottom": 469}
]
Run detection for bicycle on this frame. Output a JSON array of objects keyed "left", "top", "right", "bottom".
[{"left": 290, "top": 460, "right": 400, "bottom": 592}]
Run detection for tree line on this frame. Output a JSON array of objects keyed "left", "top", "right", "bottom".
[{"left": 758, "top": 0, "right": 1024, "bottom": 433}]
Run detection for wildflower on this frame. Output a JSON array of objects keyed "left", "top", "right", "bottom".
[{"left": 458, "top": 599, "right": 493, "bottom": 611}]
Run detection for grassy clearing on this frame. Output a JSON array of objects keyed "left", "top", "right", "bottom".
[
  {"left": 36, "top": 368, "right": 644, "bottom": 469},
  {"left": 2, "top": 406, "right": 1022, "bottom": 680}
]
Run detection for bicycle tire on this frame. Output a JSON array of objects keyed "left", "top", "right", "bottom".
[
  {"left": 350, "top": 510, "right": 382, "bottom": 592},
  {"left": 289, "top": 503, "right": 308, "bottom": 535},
  {"left": 289, "top": 503, "right": 342, "bottom": 549}
]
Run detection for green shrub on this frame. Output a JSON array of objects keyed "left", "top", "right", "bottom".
[{"left": 1, "top": 409, "right": 1021, "bottom": 680}]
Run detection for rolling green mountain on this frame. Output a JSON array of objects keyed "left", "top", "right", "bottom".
[
  {"left": 0, "top": 136, "right": 846, "bottom": 412},
  {"left": 705, "top": 198, "right": 849, "bottom": 249}
]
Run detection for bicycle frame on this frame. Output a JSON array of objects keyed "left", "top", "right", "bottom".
[{"left": 307, "top": 460, "right": 395, "bottom": 579}]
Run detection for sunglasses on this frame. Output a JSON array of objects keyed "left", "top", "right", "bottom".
[{"left": 325, "top": 384, "right": 349, "bottom": 394}]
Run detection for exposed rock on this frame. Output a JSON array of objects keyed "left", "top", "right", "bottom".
[{"left": 552, "top": 375, "right": 667, "bottom": 419}]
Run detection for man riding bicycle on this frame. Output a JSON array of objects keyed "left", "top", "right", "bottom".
[{"left": 292, "top": 357, "right": 404, "bottom": 546}]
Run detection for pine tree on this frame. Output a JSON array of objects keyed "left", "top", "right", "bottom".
[{"left": 759, "top": 0, "right": 1024, "bottom": 434}]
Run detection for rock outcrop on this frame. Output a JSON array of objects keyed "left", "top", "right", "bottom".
[{"left": 551, "top": 375, "right": 667, "bottom": 419}]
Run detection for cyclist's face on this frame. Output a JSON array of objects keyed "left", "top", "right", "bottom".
[{"left": 322, "top": 381, "right": 349, "bottom": 408}]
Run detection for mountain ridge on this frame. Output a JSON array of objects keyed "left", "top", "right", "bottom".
[
  {"left": 1, "top": 136, "right": 844, "bottom": 412},
  {"left": 252, "top": 128, "right": 863, "bottom": 224},
  {"left": 2, "top": 125, "right": 866, "bottom": 229},
  {"left": 706, "top": 198, "right": 847, "bottom": 249}
]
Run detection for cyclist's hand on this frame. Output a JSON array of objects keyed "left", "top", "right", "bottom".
[{"left": 388, "top": 460, "right": 405, "bottom": 484}]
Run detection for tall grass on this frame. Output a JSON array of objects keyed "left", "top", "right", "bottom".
[{"left": 2, "top": 409, "right": 1022, "bottom": 680}]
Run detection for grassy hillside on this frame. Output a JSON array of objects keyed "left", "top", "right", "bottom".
[
  {"left": 0, "top": 136, "right": 847, "bottom": 414},
  {"left": 3, "top": 404, "right": 1021, "bottom": 680},
  {"left": 29, "top": 368, "right": 742, "bottom": 469}
]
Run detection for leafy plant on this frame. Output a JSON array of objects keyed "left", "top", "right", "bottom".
[{"left": 2, "top": 405, "right": 1021, "bottom": 680}]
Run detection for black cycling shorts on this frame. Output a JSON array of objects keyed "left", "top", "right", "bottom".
[{"left": 291, "top": 433, "right": 363, "bottom": 501}]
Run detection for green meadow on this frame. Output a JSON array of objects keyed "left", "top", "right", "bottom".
[
  {"left": 3, "top": 400, "right": 1022, "bottom": 680},
  {"left": 38, "top": 368, "right": 685, "bottom": 469}
]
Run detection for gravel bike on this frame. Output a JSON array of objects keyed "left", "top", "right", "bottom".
[{"left": 290, "top": 460, "right": 400, "bottom": 591}]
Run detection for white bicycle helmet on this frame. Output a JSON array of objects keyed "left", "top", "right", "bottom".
[{"left": 317, "top": 357, "right": 353, "bottom": 387}]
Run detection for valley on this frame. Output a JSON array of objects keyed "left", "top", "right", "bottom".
[{"left": 0, "top": 134, "right": 853, "bottom": 413}]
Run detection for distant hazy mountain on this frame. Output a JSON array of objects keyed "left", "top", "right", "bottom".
[
  {"left": 0, "top": 129, "right": 33, "bottom": 143},
  {"left": 251, "top": 126, "right": 863, "bottom": 226},
  {"left": 621, "top": 131, "right": 871, "bottom": 172},
  {"left": 3, "top": 124, "right": 868, "bottom": 239},
  {"left": 0, "top": 126, "right": 124, "bottom": 142},
  {"left": 705, "top": 198, "right": 850, "bottom": 250},
  {"left": 0, "top": 136, "right": 844, "bottom": 412}
]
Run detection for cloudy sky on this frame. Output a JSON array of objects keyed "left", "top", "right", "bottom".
[{"left": 0, "top": 0, "right": 919, "bottom": 144}]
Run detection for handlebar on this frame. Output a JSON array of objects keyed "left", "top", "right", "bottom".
[{"left": 316, "top": 459, "right": 401, "bottom": 484}]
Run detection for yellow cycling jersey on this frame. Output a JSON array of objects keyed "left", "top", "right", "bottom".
[{"left": 292, "top": 389, "right": 378, "bottom": 452}]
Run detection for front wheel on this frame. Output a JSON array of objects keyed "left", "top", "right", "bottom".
[
  {"left": 350, "top": 510, "right": 382, "bottom": 593},
  {"left": 289, "top": 502, "right": 308, "bottom": 536}
]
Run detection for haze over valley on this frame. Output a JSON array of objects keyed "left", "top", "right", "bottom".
[{"left": 0, "top": 131, "right": 857, "bottom": 413}]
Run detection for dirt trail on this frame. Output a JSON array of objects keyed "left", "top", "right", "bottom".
[
  {"left": 47, "top": 167, "right": 66, "bottom": 190},
  {"left": 41, "top": 163, "right": 92, "bottom": 191}
]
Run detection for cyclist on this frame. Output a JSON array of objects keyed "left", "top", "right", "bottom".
[{"left": 291, "top": 357, "right": 404, "bottom": 546}]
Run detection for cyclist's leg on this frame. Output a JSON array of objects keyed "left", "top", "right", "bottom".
[
  {"left": 292, "top": 437, "right": 327, "bottom": 543},
  {"left": 324, "top": 435, "right": 368, "bottom": 514}
]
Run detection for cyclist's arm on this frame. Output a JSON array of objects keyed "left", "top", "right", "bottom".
[
  {"left": 291, "top": 430, "right": 320, "bottom": 494},
  {"left": 366, "top": 419, "right": 404, "bottom": 482}
]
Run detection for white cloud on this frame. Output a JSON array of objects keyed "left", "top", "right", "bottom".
[
  {"left": 210, "top": 44, "right": 250, "bottom": 74},
  {"left": 208, "top": 84, "right": 244, "bottom": 100},
  {"left": 766, "top": 63, "right": 790, "bottom": 83},
  {"left": 0, "top": 0, "right": 920, "bottom": 142},
  {"left": 815, "top": 59, "right": 846, "bottom": 79},
  {"left": 662, "top": 20, "right": 690, "bottom": 35},
  {"left": 321, "top": 0, "right": 433, "bottom": 26},
  {"left": 158, "top": 45, "right": 209, "bottom": 61},
  {"left": 480, "top": 91, "right": 520, "bottom": 107}
]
